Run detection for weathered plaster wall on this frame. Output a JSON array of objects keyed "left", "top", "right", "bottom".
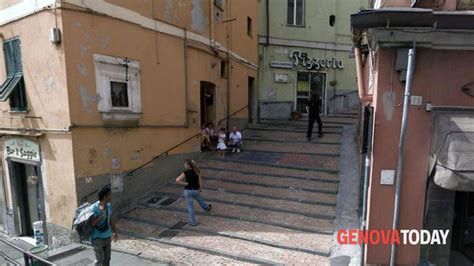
[
  {"left": 365, "top": 48, "right": 474, "bottom": 264},
  {"left": 61, "top": 4, "right": 256, "bottom": 178},
  {"left": 0, "top": 0, "right": 22, "bottom": 10},
  {"left": 258, "top": 0, "right": 367, "bottom": 44},
  {"left": 257, "top": 0, "right": 364, "bottom": 115},
  {"left": 0, "top": 11, "right": 76, "bottom": 230},
  {"left": 0, "top": 11, "right": 70, "bottom": 129}
]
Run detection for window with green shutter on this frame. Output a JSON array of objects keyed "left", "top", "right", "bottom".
[{"left": 0, "top": 38, "right": 27, "bottom": 112}]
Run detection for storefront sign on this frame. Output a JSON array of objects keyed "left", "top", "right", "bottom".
[
  {"left": 4, "top": 138, "right": 40, "bottom": 162},
  {"left": 270, "top": 61, "right": 293, "bottom": 69},
  {"left": 290, "top": 50, "right": 344, "bottom": 70}
]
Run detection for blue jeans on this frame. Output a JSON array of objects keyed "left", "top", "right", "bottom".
[{"left": 184, "top": 189, "right": 209, "bottom": 225}]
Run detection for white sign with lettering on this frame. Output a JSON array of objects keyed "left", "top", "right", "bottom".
[
  {"left": 4, "top": 138, "right": 40, "bottom": 162},
  {"left": 290, "top": 50, "right": 344, "bottom": 70}
]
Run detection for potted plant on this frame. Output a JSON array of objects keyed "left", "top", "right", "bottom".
[{"left": 291, "top": 111, "right": 302, "bottom": 121}]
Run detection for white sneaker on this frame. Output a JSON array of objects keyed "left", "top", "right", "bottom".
[
  {"left": 232, "top": 148, "right": 236, "bottom": 153},
  {"left": 237, "top": 148, "right": 241, "bottom": 153}
]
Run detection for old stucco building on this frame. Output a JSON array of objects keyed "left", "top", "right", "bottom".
[
  {"left": 257, "top": 0, "right": 368, "bottom": 119},
  {"left": 0, "top": 0, "right": 257, "bottom": 247},
  {"left": 353, "top": 0, "right": 474, "bottom": 264}
]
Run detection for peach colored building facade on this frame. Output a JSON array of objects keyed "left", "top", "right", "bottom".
[
  {"left": 353, "top": 0, "right": 474, "bottom": 264},
  {"left": 0, "top": 0, "right": 257, "bottom": 247}
]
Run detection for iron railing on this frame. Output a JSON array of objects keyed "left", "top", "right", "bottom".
[
  {"left": 80, "top": 105, "right": 248, "bottom": 203},
  {"left": 0, "top": 237, "right": 55, "bottom": 266}
]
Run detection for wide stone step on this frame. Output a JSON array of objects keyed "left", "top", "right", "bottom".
[
  {"left": 201, "top": 160, "right": 339, "bottom": 181},
  {"left": 247, "top": 125, "right": 343, "bottom": 134},
  {"left": 242, "top": 141, "right": 340, "bottom": 154},
  {"left": 152, "top": 189, "right": 335, "bottom": 233},
  {"left": 128, "top": 207, "right": 333, "bottom": 256},
  {"left": 116, "top": 219, "right": 257, "bottom": 265},
  {"left": 208, "top": 152, "right": 339, "bottom": 171},
  {"left": 161, "top": 185, "right": 336, "bottom": 219},
  {"left": 258, "top": 120, "right": 345, "bottom": 128},
  {"left": 184, "top": 179, "right": 337, "bottom": 204},
  {"left": 245, "top": 129, "right": 341, "bottom": 143},
  {"left": 202, "top": 168, "right": 339, "bottom": 191},
  {"left": 206, "top": 158, "right": 338, "bottom": 174},
  {"left": 119, "top": 215, "right": 329, "bottom": 265},
  {"left": 260, "top": 116, "right": 357, "bottom": 124},
  {"left": 250, "top": 123, "right": 344, "bottom": 131}
]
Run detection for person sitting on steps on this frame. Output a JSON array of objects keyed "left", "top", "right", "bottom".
[{"left": 228, "top": 126, "right": 242, "bottom": 153}]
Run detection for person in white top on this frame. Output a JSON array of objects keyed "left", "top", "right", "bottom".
[
  {"left": 216, "top": 128, "right": 227, "bottom": 157},
  {"left": 228, "top": 126, "right": 242, "bottom": 153}
]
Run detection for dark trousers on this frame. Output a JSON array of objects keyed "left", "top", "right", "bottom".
[
  {"left": 307, "top": 115, "right": 322, "bottom": 139},
  {"left": 92, "top": 237, "right": 112, "bottom": 266}
]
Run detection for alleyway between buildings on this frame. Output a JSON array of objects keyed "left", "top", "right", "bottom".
[{"left": 111, "top": 114, "right": 359, "bottom": 265}]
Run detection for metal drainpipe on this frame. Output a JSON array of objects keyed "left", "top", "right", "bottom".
[
  {"left": 360, "top": 107, "right": 373, "bottom": 266},
  {"left": 390, "top": 46, "right": 416, "bottom": 266},
  {"left": 225, "top": 0, "right": 231, "bottom": 132},
  {"left": 265, "top": 0, "right": 269, "bottom": 46},
  {"left": 184, "top": 29, "right": 189, "bottom": 127}
]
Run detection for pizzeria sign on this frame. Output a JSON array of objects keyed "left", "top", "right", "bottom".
[{"left": 4, "top": 138, "right": 40, "bottom": 162}]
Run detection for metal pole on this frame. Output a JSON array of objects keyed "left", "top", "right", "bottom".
[
  {"left": 390, "top": 46, "right": 416, "bottom": 266},
  {"left": 360, "top": 106, "right": 373, "bottom": 266}
]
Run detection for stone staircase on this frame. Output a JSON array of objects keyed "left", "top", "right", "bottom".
[{"left": 114, "top": 114, "right": 358, "bottom": 265}]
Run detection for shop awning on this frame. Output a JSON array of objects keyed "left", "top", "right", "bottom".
[
  {"left": 0, "top": 74, "right": 23, "bottom": 101},
  {"left": 429, "top": 114, "right": 474, "bottom": 191}
]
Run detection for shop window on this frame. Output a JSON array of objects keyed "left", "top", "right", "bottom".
[
  {"left": 0, "top": 38, "right": 27, "bottom": 112},
  {"left": 94, "top": 54, "right": 141, "bottom": 122},
  {"left": 287, "top": 0, "right": 304, "bottom": 26},
  {"left": 247, "top": 16, "right": 253, "bottom": 37}
]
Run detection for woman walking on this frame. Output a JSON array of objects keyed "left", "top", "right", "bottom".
[{"left": 175, "top": 159, "right": 212, "bottom": 226}]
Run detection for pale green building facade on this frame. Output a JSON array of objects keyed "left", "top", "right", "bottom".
[{"left": 257, "top": 0, "right": 368, "bottom": 118}]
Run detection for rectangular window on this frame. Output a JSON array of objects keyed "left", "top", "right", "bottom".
[
  {"left": 0, "top": 38, "right": 27, "bottom": 112},
  {"left": 221, "top": 60, "right": 228, "bottom": 79},
  {"left": 94, "top": 54, "right": 141, "bottom": 122},
  {"left": 110, "top": 81, "right": 129, "bottom": 108},
  {"left": 287, "top": 0, "right": 304, "bottom": 26},
  {"left": 247, "top": 16, "right": 253, "bottom": 37}
]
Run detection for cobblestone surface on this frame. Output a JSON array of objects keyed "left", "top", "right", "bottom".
[
  {"left": 248, "top": 124, "right": 343, "bottom": 133},
  {"left": 128, "top": 207, "right": 333, "bottom": 252},
  {"left": 115, "top": 118, "right": 352, "bottom": 265},
  {"left": 161, "top": 186, "right": 336, "bottom": 217},
  {"left": 116, "top": 220, "right": 247, "bottom": 265},
  {"left": 191, "top": 179, "right": 338, "bottom": 204},
  {"left": 221, "top": 152, "right": 339, "bottom": 170},
  {"left": 242, "top": 141, "right": 341, "bottom": 155},
  {"left": 202, "top": 160, "right": 339, "bottom": 180},
  {"left": 163, "top": 194, "right": 334, "bottom": 232},
  {"left": 244, "top": 129, "right": 342, "bottom": 143},
  {"left": 202, "top": 168, "right": 339, "bottom": 191}
]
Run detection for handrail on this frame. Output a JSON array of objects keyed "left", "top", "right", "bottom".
[
  {"left": 126, "top": 133, "right": 201, "bottom": 176},
  {"left": 0, "top": 237, "right": 55, "bottom": 265},
  {"left": 218, "top": 105, "right": 248, "bottom": 125},
  {"left": 333, "top": 90, "right": 358, "bottom": 98},
  {"left": 80, "top": 132, "right": 201, "bottom": 203},
  {"left": 81, "top": 105, "right": 248, "bottom": 203}
]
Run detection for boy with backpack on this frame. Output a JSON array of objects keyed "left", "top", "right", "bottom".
[{"left": 90, "top": 186, "right": 118, "bottom": 266}]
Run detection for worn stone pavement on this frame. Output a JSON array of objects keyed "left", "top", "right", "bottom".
[{"left": 112, "top": 114, "right": 359, "bottom": 265}]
